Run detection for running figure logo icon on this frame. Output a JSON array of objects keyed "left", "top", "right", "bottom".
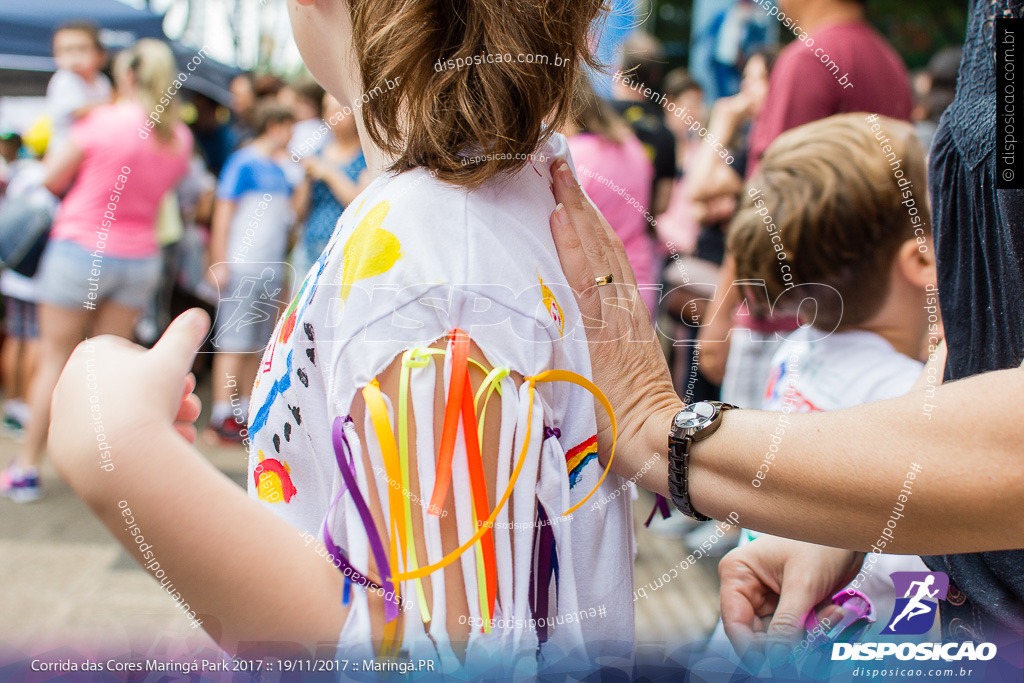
[{"left": 882, "top": 571, "right": 949, "bottom": 635}]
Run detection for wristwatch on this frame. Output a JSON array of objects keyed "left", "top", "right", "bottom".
[{"left": 667, "top": 401, "right": 738, "bottom": 521}]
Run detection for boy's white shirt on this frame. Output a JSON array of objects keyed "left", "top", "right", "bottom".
[
  {"left": 761, "top": 326, "right": 926, "bottom": 412},
  {"left": 737, "top": 325, "right": 936, "bottom": 647},
  {"left": 246, "top": 133, "right": 635, "bottom": 673}
]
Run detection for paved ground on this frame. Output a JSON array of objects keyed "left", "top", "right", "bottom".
[{"left": 0, "top": 381, "right": 722, "bottom": 656}]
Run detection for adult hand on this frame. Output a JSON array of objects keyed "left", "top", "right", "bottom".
[
  {"left": 547, "top": 159, "right": 681, "bottom": 463},
  {"left": 719, "top": 535, "right": 865, "bottom": 666}
]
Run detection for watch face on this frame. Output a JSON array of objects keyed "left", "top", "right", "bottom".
[{"left": 673, "top": 401, "right": 716, "bottom": 432}]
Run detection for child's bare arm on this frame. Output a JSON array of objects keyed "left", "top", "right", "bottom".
[
  {"left": 207, "top": 199, "right": 236, "bottom": 284},
  {"left": 48, "top": 311, "right": 380, "bottom": 652},
  {"left": 209, "top": 199, "right": 235, "bottom": 265}
]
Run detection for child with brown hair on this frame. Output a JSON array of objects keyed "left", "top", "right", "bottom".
[
  {"left": 47, "top": 0, "right": 634, "bottom": 675},
  {"left": 729, "top": 112, "right": 936, "bottom": 390},
  {"left": 722, "top": 112, "right": 937, "bottom": 648}
]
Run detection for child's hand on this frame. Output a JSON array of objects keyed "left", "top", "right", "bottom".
[
  {"left": 718, "top": 536, "right": 864, "bottom": 668},
  {"left": 49, "top": 310, "right": 210, "bottom": 475}
]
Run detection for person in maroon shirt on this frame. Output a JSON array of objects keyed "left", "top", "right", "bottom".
[{"left": 747, "top": 0, "right": 913, "bottom": 175}]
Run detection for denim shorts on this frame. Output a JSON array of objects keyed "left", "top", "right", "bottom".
[{"left": 37, "top": 239, "right": 161, "bottom": 311}]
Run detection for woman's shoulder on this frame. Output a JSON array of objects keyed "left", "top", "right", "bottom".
[{"left": 146, "top": 118, "right": 193, "bottom": 164}]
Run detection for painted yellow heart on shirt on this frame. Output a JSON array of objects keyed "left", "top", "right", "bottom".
[{"left": 340, "top": 200, "right": 402, "bottom": 302}]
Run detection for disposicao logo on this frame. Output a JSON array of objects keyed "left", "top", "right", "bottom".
[
  {"left": 882, "top": 571, "right": 948, "bottom": 635},
  {"left": 831, "top": 571, "right": 998, "bottom": 662}
]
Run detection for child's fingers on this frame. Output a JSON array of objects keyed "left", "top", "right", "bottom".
[
  {"left": 182, "top": 373, "right": 196, "bottom": 400},
  {"left": 173, "top": 422, "right": 198, "bottom": 444},
  {"left": 176, "top": 393, "right": 202, "bottom": 424},
  {"left": 151, "top": 309, "right": 210, "bottom": 383}
]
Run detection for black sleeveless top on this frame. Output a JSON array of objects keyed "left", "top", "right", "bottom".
[{"left": 925, "top": 0, "right": 1024, "bottom": 642}]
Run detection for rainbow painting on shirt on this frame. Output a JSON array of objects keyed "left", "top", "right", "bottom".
[{"left": 565, "top": 434, "right": 598, "bottom": 488}]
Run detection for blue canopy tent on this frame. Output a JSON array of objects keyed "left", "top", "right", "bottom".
[{"left": 0, "top": 0, "right": 237, "bottom": 104}]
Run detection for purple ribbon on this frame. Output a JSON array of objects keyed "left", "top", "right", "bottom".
[
  {"left": 644, "top": 494, "right": 673, "bottom": 527},
  {"left": 528, "top": 505, "right": 556, "bottom": 643},
  {"left": 327, "top": 416, "right": 399, "bottom": 621},
  {"left": 321, "top": 484, "right": 356, "bottom": 605}
]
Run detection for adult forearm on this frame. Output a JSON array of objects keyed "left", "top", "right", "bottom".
[
  {"left": 632, "top": 369, "right": 1024, "bottom": 555},
  {"left": 685, "top": 113, "right": 742, "bottom": 202},
  {"left": 545, "top": 157, "right": 1022, "bottom": 556}
]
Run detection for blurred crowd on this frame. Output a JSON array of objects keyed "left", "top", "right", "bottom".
[{"left": 0, "top": 21, "right": 369, "bottom": 501}]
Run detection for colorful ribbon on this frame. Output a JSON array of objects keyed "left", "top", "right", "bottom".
[
  {"left": 328, "top": 329, "right": 620, "bottom": 643},
  {"left": 328, "top": 417, "right": 399, "bottom": 623}
]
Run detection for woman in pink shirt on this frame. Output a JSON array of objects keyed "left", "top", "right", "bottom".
[
  {"left": 566, "top": 82, "right": 658, "bottom": 315},
  {"left": 2, "top": 39, "right": 192, "bottom": 502}
]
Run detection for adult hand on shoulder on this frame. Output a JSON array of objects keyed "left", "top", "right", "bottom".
[
  {"left": 547, "top": 159, "right": 681, "bottom": 461},
  {"left": 719, "top": 535, "right": 865, "bottom": 667}
]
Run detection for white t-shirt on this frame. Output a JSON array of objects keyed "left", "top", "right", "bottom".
[
  {"left": 758, "top": 325, "right": 933, "bottom": 640},
  {"left": 46, "top": 69, "right": 112, "bottom": 150},
  {"left": 762, "top": 325, "right": 925, "bottom": 411},
  {"left": 245, "top": 133, "right": 634, "bottom": 674}
]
